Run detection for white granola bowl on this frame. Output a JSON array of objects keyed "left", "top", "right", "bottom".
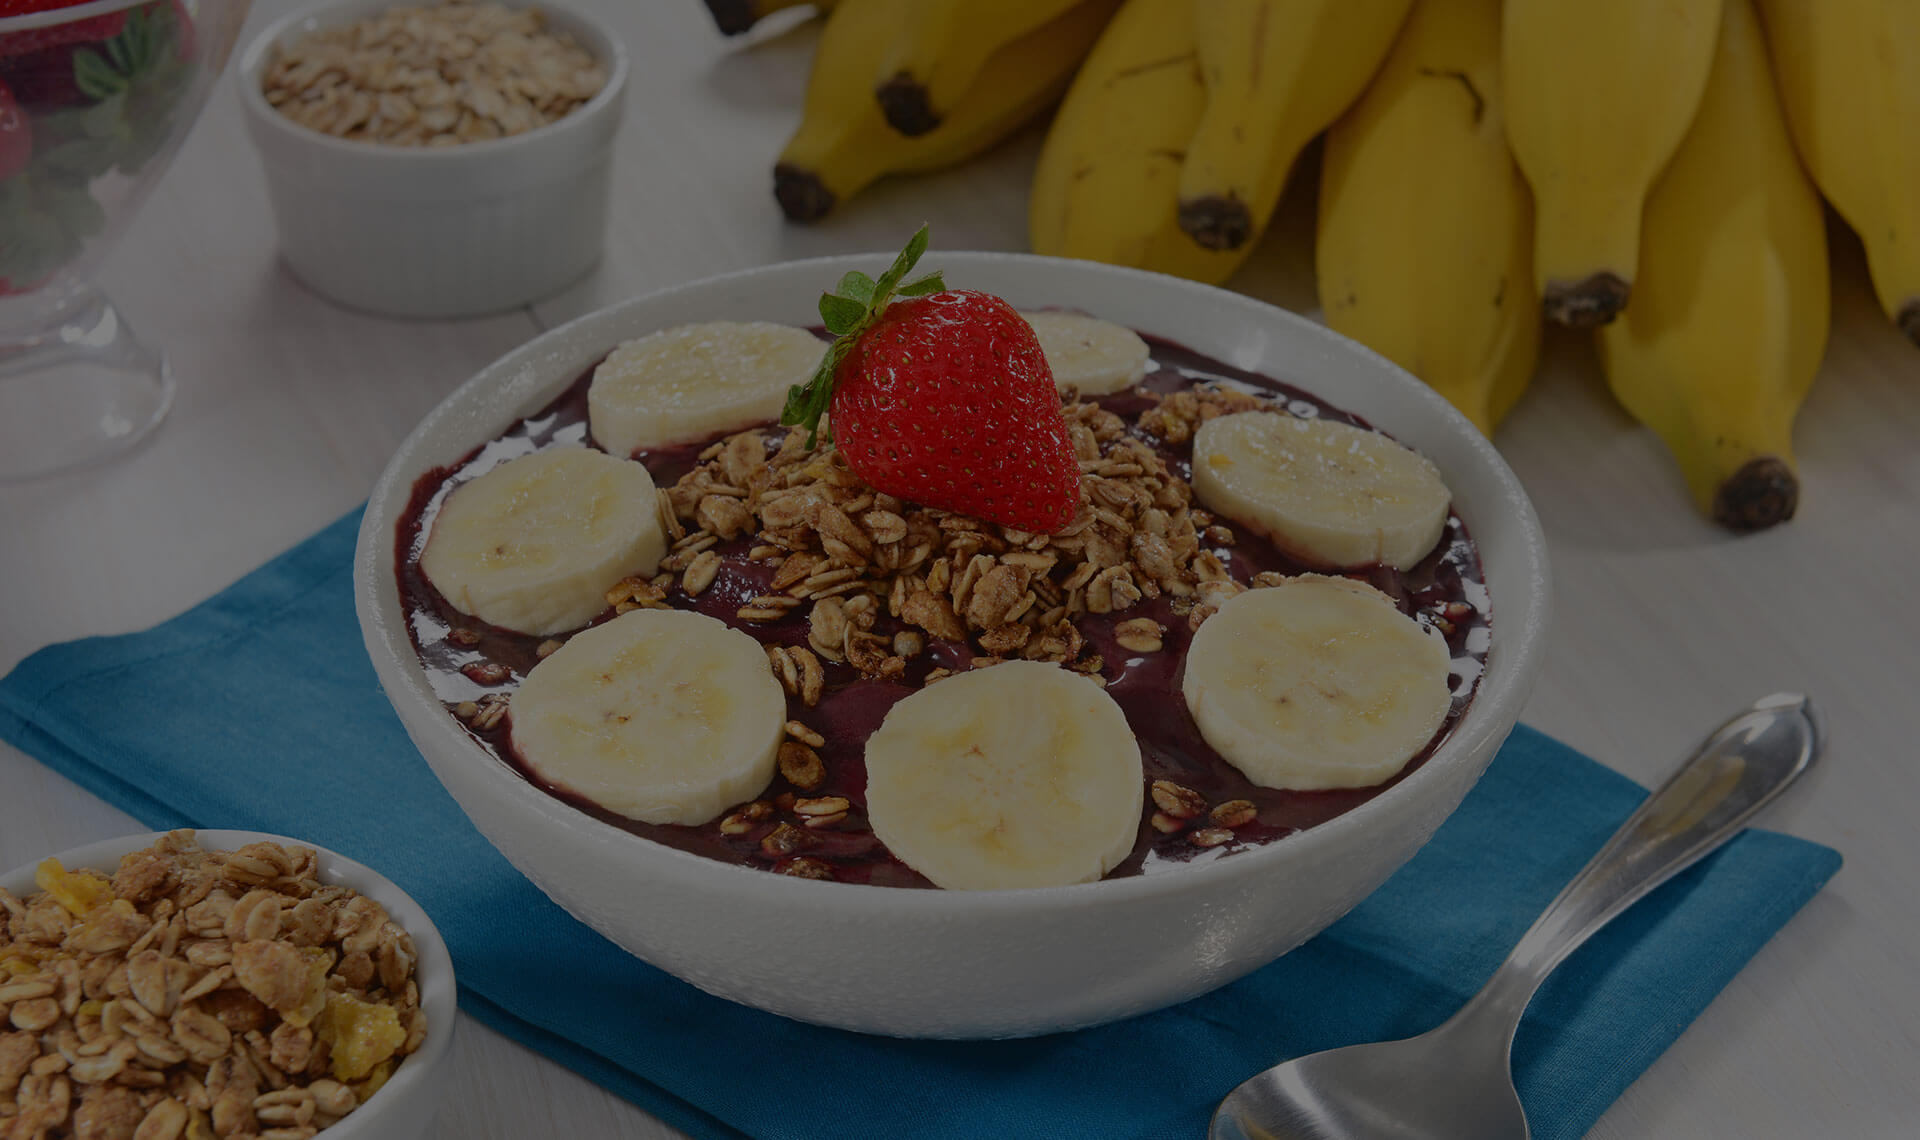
[
  {"left": 354, "top": 252, "right": 1552, "bottom": 1039},
  {"left": 235, "top": 0, "right": 628, "bottom": 318},
  {"left": 1, "top": 830, "right": 457, "bottom": 1139}
]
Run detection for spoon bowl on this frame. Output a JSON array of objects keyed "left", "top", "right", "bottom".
[{"left": 1210, "top": 692, "right": 1824, "bottom": 1140}]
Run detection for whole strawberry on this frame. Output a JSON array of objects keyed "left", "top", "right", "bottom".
[{"left": 782, "top": 228, "right": 1081, "bottom": 533}]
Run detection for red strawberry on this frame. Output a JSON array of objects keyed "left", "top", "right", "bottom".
[
  {"left": 0, "top": 2, "right": 127, "bottom": 59},
  {"left": 0, "top": 76, "right": 29, "bottom": 180},
  {"left": 782, "top": 229, "right": 1082, "bottom": 533},
  {"left": 0, "top": 41, "right": 84, "bottom": 108}
]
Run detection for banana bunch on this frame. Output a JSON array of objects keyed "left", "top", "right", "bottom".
[
  {"left": 1030, "top": 0, "right": 1913, "bottom": 531},
  {"left": 728, "top": 0, "right": 1917, "bottom": 531},
  {"left": 721, "top": 0, "right": 1119, "bottom": 222},
  {"left": 1030, "top": 0, "right": 1411, "bottom": 286}
]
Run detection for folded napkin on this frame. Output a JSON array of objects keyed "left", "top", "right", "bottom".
[{"left": 1, "top": 509, "right": 1840, "bottom": 1140}]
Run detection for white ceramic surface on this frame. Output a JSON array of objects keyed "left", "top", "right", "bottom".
[
  {"left": 234, "top": 0, "right": 628, "bottom": 318},
  {"left": 353, "top": 252, "right": 1552, "bottom": 1039},
  {"left": 1, "top": 830, "right": 458, "bottom": 1139}
]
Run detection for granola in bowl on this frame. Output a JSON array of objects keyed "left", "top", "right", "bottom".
[{"left": 0, "top": 831, "right": 454, "bottom": 1139}]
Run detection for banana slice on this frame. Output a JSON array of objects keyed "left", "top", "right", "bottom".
[
  {"left": 1021, "top": 310, "right": 1152, "bottom": 396},
  {"left": 509, "top": 608, "right": 785, "bottom": 826},
  {"left": 1182, "top": 576, "right": 1452, "bottom": 792},
  {"left": 589, "top": 321, "right": 826, "bottom": 457},
  {"left": 1191, "top": 411, "right": 1450, "bottom": 570},
  {"left": 864, "top": 661, "right": 1143, "bottom": 890},
  {"left": 419, "top": 447, "right": 665, "bottom": 636}
]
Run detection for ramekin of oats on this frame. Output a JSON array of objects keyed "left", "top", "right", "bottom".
[
  {"left": 235, "top": 0, "right": 629, "bottom": 318},
  {"left": 0, "top": 830, "right": 456, "bottom": 1140}
]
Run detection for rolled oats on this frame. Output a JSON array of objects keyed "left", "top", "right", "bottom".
[
  {"left": 1149, "top": 780, "right": 1206, "bottom": 820},
  {"left": 0, "top": 833, "right": 425, "bottom": 1138},
  {"left": 1113, "top": 618, "right": 1165, "bottom": 654},
  {"left": 782, "top": 721, "right": 826, "bottom": 749},
  {"left": 776, "top": 741, "right": 826, "bottom": 791},
  {"left": 262, "top": 0, "right": 606, "bottom": 146},
  {"left": 1209, "top": 799, "right": 1258, "bottom": 829}
]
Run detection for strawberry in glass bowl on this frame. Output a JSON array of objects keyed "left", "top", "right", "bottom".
[{"left": 0, "top": 0, "right": 248, "bottom": 481}]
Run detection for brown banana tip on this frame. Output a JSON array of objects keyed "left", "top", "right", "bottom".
[
  {"left": 702, "top": 0, "right": 757, "bottom": 35},
  {"left": 877, "top": 74, "right": 941, "bottom": 136},
  {"left": 1713, "top": 457, "right": 1799, "bottom": 534},
  {"left": 1176, "top": 195, "right": 1252, "bottom": 251},
  {"left": 773, "top": 164, "right": 835, "bottom": 223},
  {"left": 1542, "top": 273, "right": 1630, "bottom": 327},
  {"left": 1898, "top": 300, "right": 1920, "bottom": 348}
]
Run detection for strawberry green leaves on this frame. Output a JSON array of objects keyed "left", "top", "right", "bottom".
[{"left": 781, "top": 224, "right": 945, "bottom": 447}]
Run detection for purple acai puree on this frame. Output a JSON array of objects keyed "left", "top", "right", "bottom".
[{"left": 395, "top": 335, "right": 1491, "bottom": 888}]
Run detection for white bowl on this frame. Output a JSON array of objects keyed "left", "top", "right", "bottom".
[
  {"left": 1, "top": 829, "right": 457, "bottom": 1138},
  {"left": 235, "top": 0, "right": 628, "bottom": 318},
  {"left": 354, "top": 253, "right": 1552, "bottom": 1038}
]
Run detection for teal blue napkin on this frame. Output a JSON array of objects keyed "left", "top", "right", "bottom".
[{"left": 0, "top": 509, "right": 1841, "bottom": 1140}]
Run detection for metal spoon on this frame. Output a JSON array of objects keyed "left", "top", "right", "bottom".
[{"left": 1210, "top": 692, "right": 1824, "bottom": 1140}]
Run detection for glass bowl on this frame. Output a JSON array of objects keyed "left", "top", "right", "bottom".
[{"left": 0, "top": 0, "right": 250, "bottom": 481}]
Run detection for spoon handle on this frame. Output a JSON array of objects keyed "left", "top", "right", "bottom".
[{"left": 1465, "top": 692, "right": 1823, "bottom": 1024}]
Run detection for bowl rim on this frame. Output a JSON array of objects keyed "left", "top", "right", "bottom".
[
  {"left": 232, "top": 0, "right": 630, "bottom": 160},
  {"left": 1, "top": 828, "right": 457, "bottom": 1134},
  {"left": 356, "top": 249, "right": 1552, "bottom": 916}
]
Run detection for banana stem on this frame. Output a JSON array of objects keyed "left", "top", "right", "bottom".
[
  {"left": 1542, "top": 272, "right": 1630, "bottom": 327},
  {"left": 1178, "top": 194, "right": 1253, "bottom": 251},
  {"left": 878, "top": 75, "right": 941, "bottom": 136},
  {"left": 1714, "top": 457, "right": 1798, "bottom": 532}
]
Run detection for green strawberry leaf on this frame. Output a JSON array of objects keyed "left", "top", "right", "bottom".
[
  {"left": 73, "top": 50, "right": 129, "bottom": 101},
  {"left": 894, "top": 271, "right": 946, "bottom": 298},
  {"left": 835, "top": 271, "right": 876, "bottom": 305},
  {"left": 781, "top": 225, "right": 941, "bottom": 449},
  {"left": 819, "top": 292, "right": 866, "bottom": 336},
  {"left": 873, "top": 225, "right": 928, "bottom": 296}
]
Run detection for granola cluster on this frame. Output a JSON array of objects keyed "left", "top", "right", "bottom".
[
  {"left": 0, "top": 833, "right": 425, "bottom": 1140},
  {"left": 607, "top": 388, "right": 1283, "bottom": 698},
  {"left": 263, "top": 0, "right": 605, "bottom": 146}
]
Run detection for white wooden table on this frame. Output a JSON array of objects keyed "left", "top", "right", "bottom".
[{"left": 4, "top": 2, "right": 1916, "bottom": 1136}]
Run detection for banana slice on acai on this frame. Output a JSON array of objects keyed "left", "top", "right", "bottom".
[
  {"left": 1021, "top": 310, "right": 1152, "bottom": 396},
  {"left": 589, "top": 321, "right": 826, "bottom": 457},
  {"left": 1183, "top": 576, "right": 1452, "bottom": 792},
  {"left": 864, "top": 661, "right": 1144, "bottom": 890},
  {"left": 510, "top": 609, "right": 785, "bottom": 826},
  {"left": 1191, "top": 411, "right": 1450, "bottom": 570},
  {"left": 419, "top": 447, "right": 665, "bottom": 636}
]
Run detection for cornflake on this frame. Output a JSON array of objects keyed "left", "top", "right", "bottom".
[{"left": 0, "top": 831, "right": 425, "bottom": 1138}]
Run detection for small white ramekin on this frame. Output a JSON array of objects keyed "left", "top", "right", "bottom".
[
  {"left": 1, "top": 829, "right": 457, "bottom": 1139},
  {"left": 235, "top": 0, "right": 629, "bottom": 318}
]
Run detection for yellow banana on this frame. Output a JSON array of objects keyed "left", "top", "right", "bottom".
[
  {"left": 872, "top": 0, "right": 1092, "bottom": 136},
  {"left": 1597, "top": 0, "right": 1828, "bottom": 533},
  {"left": 1757, "top": 0, "right": 1920, "bottom": 348},
  {"left": 776, "top": 0, "right": 1118, "bottom": 222},
  {"left": 1503, "top": 0, "right": 1723, "bottom": 327},
  {"left": 1029, "top": 0, "right": 1246, "bottom": 284},
  {"left": 704, "top": 0, "right": 838, "bottom": 37},
  {"left": 1174, "top": 0, "right": 1413, "bottom": 254},
  {"left": 1316, "top": 0, "right": 1538, "bottom": 437}
]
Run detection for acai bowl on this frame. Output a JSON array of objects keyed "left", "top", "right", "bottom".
[{"left": 353, "top": 249, "right": 1550, "bottom": 1038}]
